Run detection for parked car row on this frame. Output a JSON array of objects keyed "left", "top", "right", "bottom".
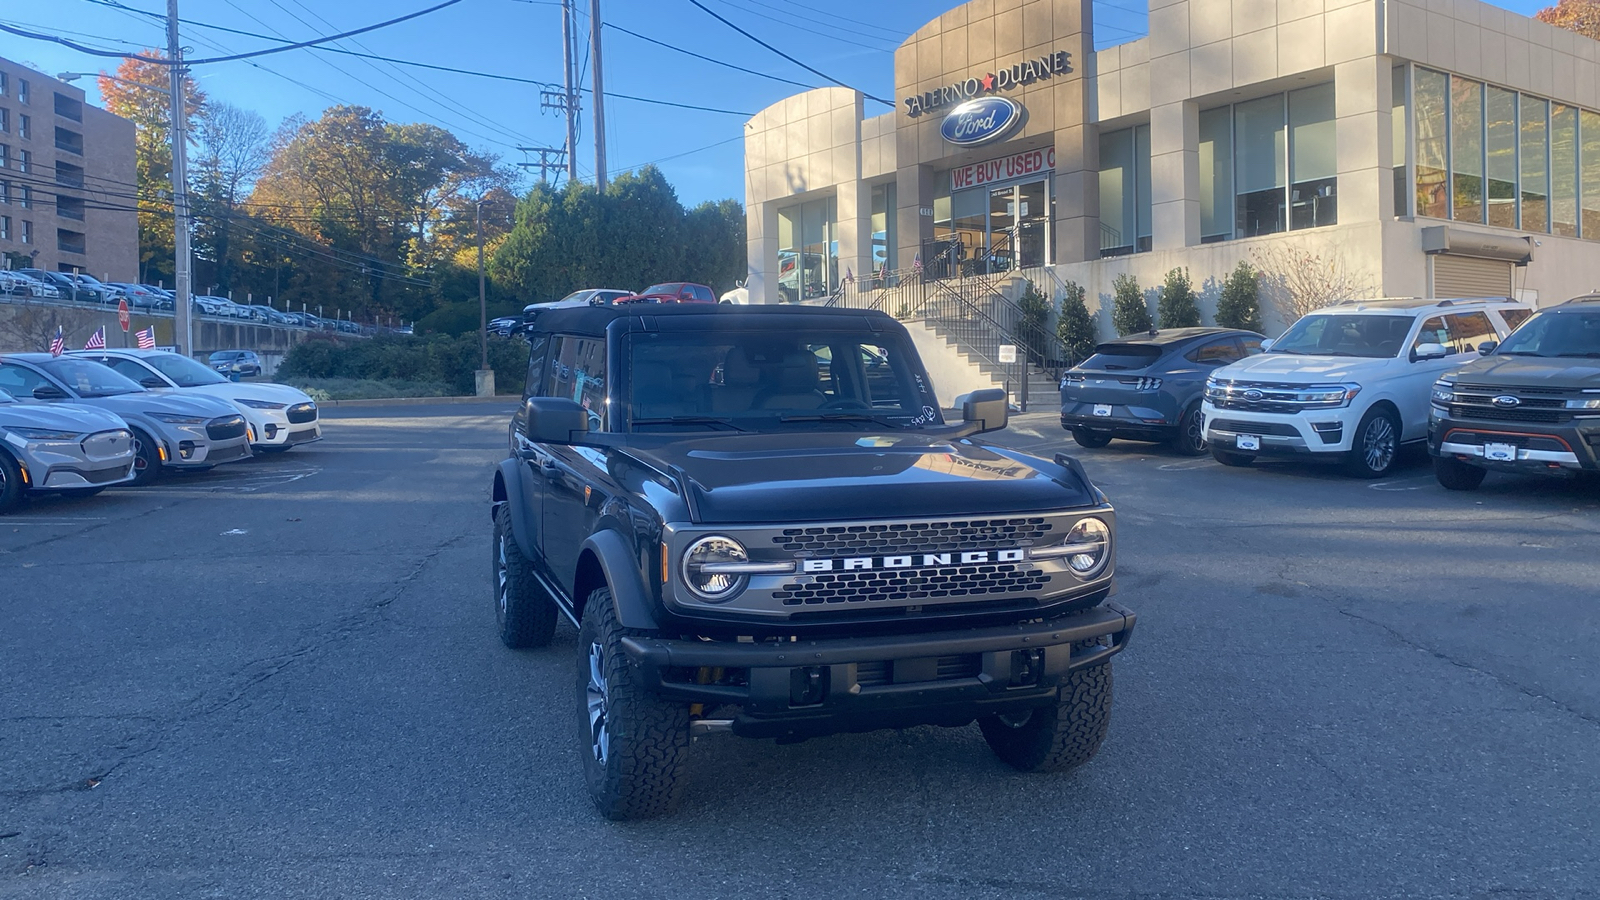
[
  {"left": 518, "top": 284, "right": 720, "bottom": 330},
  {"left": 0, "top": 350, "right": 323, "bottom": 514},
  {"left": 1060, "top": 294, "right": 1600, "bottom": 492}
]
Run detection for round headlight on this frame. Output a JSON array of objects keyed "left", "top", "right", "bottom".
[
  {"left": 680, "top": 535, "right": 750, "bottom": 601},
  {"left": 1063, "top": 517, "right": 1111, "bottom": 577}
]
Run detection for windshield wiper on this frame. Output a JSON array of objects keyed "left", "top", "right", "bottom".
[
  {"left": 631, "top": 415, "right": 747, "bottom": 432},
  {"left": 1554, "top": 352, "right": 1600, "bottom": 358},
  {"left": 1495, "top": 350, "right": 1546, "bottom": 356},
  {"left": 778, "top": 412, "right": 914, "bottom": 428},
  {"left": 1267, "top": 348, "right": 1305, "bottom": 354}
]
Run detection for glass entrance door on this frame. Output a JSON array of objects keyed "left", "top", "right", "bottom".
[{"left": 972, "top": 179, "right": 1050, "bottom": 275}]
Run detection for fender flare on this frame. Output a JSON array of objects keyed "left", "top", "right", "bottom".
[
  {"left": 493, "top": 459, "right": 538, "bottom": 560},
  {"left": 580, "top": 529, "right": 659, "bottom": 630}
]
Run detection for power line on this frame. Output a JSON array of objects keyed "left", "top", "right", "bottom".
[
  {"left": 685, "top": 0, "right": 892, "bottom": 107},
  {"left": 615, "top": 134, "right": 742, "bottom": 172},
  {"left": 741, "top": 0, "right": 902, "bottom": 38},
  {"left": 604, "top": 21, "right": 815, "bottom": 90},
  {"left": 703, "top": 0, "right": 899, "bottom": 53}
]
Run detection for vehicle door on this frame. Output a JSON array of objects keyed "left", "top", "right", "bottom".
[
  {"left": 1400, "top": 315, "right": 1467, "bottom": 439},
  {"left": 1175, "top": 338, "right": 1247, "bottom": 406},
  {"left": 0, "top": 363, "right": 55, "bottom": 402},
  {"left": 510, "top": 333, "right": 552, "bottom": 555},
  {"left": 102, "top": 357, "right": 168, "bottom": 390},
  {"left": 540, "top": 335, "right": 610, "bottom": 596}
]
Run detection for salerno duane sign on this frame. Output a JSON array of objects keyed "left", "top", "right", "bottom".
[{"left": 903, "top": 50, "right": 1074, "bottom": 118}]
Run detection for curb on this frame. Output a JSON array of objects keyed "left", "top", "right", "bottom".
[{"left": 317, "top": 395, "right": 519, "bottom": 408}]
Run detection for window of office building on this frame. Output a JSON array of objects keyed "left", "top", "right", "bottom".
[
  {"left": 1485, "top": 87, "right": 1517, "bottom": 229},
  {"left": 1393, "top": 65, "right": 1409, "bottom": 218},
  {"left": 1520, "top": 95, "right": 1550, "bottom": 232},
  {"left": 58, "top": 229, "right": 86, "bottom": 255},
  {"left": 21, "top": 219, "right": 31, "bottom": 244},
  {"left": 1414, "top": 68, "right": 1450, "bottom": 219},
  {"left": 0, "top": 109, "right": 8, "bottom": 134},
  {"left": 1552, "top": 104, "right": 1578, "bottom": 236},
  {"left": 1290, "top": 82, "right": 1337, "bottom": 229},
  {"left": 1451, "top": 77, "right": 1485, "bottom": 223},
  {"left": 1199, "top": 84, "right": 1337, "bottom": 241},
  {"left": 1200, "top": 107, "right": 1233, "bottom": 241},
  {"left": 869, "top": 181, "right": 896, "bottom": 275},
  {"left": 18, "top": 115, "right": 29, "bottom": 141},
  {"left": 0, "top": 216, "right": 8, "bottom": 240},
  {"left": 17, "top": 185, "right": 28, "bottom": 209},
  {"left": 17, "top": 79, "right": 29, "bottom": 106},
  {"left": 776, "top": 196, "right": 836, "bottom": 302},
  {"left": 1582, "top": 110, "right": 1600, "bottom": 239},
  {"left": 0, "top": 180, "right": 8, "bottom": 205},
  {"left": 17, "top": 149, "right": 28, "bottom": 174},
  {"left": 1235, "top": 95, "right": 1288, "bottom": 236},
  {"left": 1099, "top": 124, "right": 1151, "bottom": 256}
]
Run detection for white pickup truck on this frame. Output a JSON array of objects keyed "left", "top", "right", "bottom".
[{"left": 1201, "top": 297, "right": 1533, "bottom": 477}]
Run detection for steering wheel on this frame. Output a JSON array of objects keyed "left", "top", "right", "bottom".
[{"left": 822, "top": 398, "right": 871, "bottom": 410}]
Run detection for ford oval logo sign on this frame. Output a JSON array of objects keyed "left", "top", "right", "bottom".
[
  {"left": 1492, "top": 395, "right": 1521, "bottom": 408},
  {"left": 941, "top": 98, "right": 1024, "bottom": 147},
  {"left": 1243, "top": 389, "right": 1264, "bottom": 401}
]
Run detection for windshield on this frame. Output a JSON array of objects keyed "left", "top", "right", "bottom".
[
  {"left": 1495, "top": 310, "right": 1600, "bottom": 357},
  {"left": 557, "top": 290, "right": 596, "bottom": 304},
  {"left": 150, "top": 353, "right": 229, "bottom": 386},
  {"left": 0, "top": 389, "right": 14, "bottom": 404},
  {"left": 1078, "top": 344, "right": 1164, "bottom": 371},
  {"left": 209, "top": 352, "right": 240, "bottom": 362},
  {"left": 625, "top": 332, "right": 941, "bottom": 431},
  {"left": 641, "top": 283, "right": 683, "bottom": 296},
  {"left": 1269, "top": 314, "right": 1413, "bottom": 358},
  {"left": 75, "top": 274, "right": 105, "bottom": 284},
  {"left": 39, "top": 358, "right": 145, "bottom": 397}
]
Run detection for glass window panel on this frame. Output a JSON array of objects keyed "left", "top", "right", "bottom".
[
  {"left": 1290, "top": 83, "right": 1337, "bottom": 229},
  {"left": 1235, "top": 95, "right": 1286, "bottom": 237},
  {"left": 1135, "top": 124, "right": 1152, "bottom": 250},
  {"left": 1553, "top": 104, "right": 1579, "bottom": 236},
  {"left": 1582, "top": 110, "right": 1600, "bottom": 240},
  {"left": 1393, "top": 66, "right": 1409, "bottom": 218},
  {"left": 1098, "top": 128, "right": 1135, "bottom": 256},
  {"left": 1451, "top": 76, "right": 1484, "bottom": 223},
  {"left": 825, "top": 197, "right": 838, "bottom": 293},
  {"left": 1199, "top": 106, "right": 1234, "bottom": 240},
  {"left": 1520, "top": 95, "right": 1549, "bottom": 233},
  {"left": 1414, "top": 68, "right": 1449, "bottom": 218},
  {"left": 1485, "top": 87, "right": 1517, "bottom": 229},
  {"left": 869, "top": 182, "right": 896, "bottom": 273}
]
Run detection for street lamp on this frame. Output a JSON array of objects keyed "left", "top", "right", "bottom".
[{"left": 58, "top": 68, "right": 194, "bottom": 359}]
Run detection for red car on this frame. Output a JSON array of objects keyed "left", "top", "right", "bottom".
[{"left": 620, "top": 282, "right": 718, "bottom": 304}]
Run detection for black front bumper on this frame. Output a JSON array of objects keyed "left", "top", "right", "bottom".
[
  {"left": 621, "top": 603, "right": 1135, "bottom": 741},
  {"left": 1428, "top": 414, "right": 1600, "bottom": 472}
]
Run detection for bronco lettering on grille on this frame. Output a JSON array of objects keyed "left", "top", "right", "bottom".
[{"left": 801, "top": 549, "right": 1027, "bottom": 572}]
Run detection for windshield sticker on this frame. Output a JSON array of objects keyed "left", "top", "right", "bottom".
[{"left": 911, "top": 405, "right": 938, "bottom": 425}]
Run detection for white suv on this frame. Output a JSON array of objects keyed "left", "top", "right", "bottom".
[{"left": 1201, "top": 297, "right": 1533, "bottom": 477}]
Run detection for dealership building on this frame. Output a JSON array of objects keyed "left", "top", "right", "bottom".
[{"left": 742, "top": 0, "right": 1600, "bottom": 330}]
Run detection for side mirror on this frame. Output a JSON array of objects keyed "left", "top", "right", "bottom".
[
  {"left": 1259, "top": 338, "right": 1275, "bottom": 351},
  {"left": 1477, "top": 341, "right": 1498, "bottom": 356},
  {"left": 32, "top": 384, "right": 68, "bottom": 400},
  {"left": 956, "top": 388, "right": 1008, "bottom": 434},
  {"left": 521, "top": 397, "right": 591, "bottom": 445},
  {"left": 1413, "top": 342, "right": 1449, "bottom": 361},
  {"left": 139, "top": 376, "right": 167, "bottom": 389}
]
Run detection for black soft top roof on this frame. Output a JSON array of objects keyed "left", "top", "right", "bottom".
[
  {"left": 1097, "top": 327, "right": 1250, "bottom": 349},
  {"left": 531, "top": 303, "right": 899, "bottom": 338}
]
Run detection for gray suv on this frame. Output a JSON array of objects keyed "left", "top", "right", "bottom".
[{"left": 0, "top": 388, "right": 135, "bottom": 513}]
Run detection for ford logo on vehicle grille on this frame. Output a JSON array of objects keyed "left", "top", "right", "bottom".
[
  {"left": 940, "top": 97, "right": 1024, "bottom": 147},
  {"left": 1492, "top": 395, "right": 1521, "bottom": 408},
  {"left": 1243, "top": 389, "right": 1264, "bottom": 401}
]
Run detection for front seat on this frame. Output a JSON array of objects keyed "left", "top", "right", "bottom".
[{"left": 754, "top": 350, "right": 824, "bottom": 410}]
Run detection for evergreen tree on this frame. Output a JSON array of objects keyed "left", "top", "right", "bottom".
[
  {"left": 1215, "top": 261, "right": 1264, "bottom": 332},
  {"left": 1111, "top": 273, "right": 1152, "bottom": 336},
  {"left": 1157, "top": 267, "right": 1201, "bottom": 328},
  {"left": 1056, "top": 279, "right": 1098, "bottom": 365}
]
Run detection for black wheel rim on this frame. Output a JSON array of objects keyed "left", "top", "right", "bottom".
[
  {"left": 1362, "top": 416, "right": 1396, "bottom": 472},
  {"left": 496, "top": 532, "right": 509, "bottom": 618},
  {"left": 586, "top": 643, "right": 610, "bottom": 765}
]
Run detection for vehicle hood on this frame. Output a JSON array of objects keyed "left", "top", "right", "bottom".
[
  {"left": 0, "top": 401, "right": 128, "bottom": 434},
  {"left": 1449, "top": 355, "right": 1600, "bottom": 387},
  {"left": 622, "top": 431, "right": 1096, "bottom": 524},
  {"left": 1214, "top": 352, "right": 1389, "bottom": 384},
  {"left": 74, "top": 391, "right": 241, "bottom": 419},
  {"left": 180, "top": 382, "right": 313, "bottom": 406}
]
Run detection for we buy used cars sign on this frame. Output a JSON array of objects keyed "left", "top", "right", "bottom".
[{"left": 951, "top": 147, "right": 1056, "bottom": 190}]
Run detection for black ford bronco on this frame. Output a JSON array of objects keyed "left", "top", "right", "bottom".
[
  {"left": 489, "top": 304, "right": 1135, "bottom": 819},
  {"left": 1430, "top": 295, "right": 1600, "bottom": 490}
]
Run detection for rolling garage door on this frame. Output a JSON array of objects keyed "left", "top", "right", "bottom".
[{"left": 1430, "top": 254, "right": 1514, "bottom": 298}]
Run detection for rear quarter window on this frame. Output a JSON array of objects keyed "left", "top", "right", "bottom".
[{"left": 1080, "top": 344, "right": 1163, "bottom": 370}]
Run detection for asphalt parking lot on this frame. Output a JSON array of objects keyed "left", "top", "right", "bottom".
[{"left": 3, "top": 403, "right": 1598, "bottom": 899}]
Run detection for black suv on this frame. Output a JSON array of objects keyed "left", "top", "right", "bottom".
[
  {"left": 490, "top": 304, "right": 1135, "bottom": 819},
  {"left": 1429, "top": 295, "right": 1600, "bottom": 489}
]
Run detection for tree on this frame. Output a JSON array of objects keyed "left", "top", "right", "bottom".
[
  {"left": 1111, "top": 273, "right": 1152, "bottom": 335},
  {"left": 1251, "top": 244, "right": 1375, "bottom": 324},
  {"left": 1157, "top": 267, "right": 1201, "bottom": 328},
  {"left": 1536, "top": 0, "right": 1600, "bottom": 39},
  {"left": 1056, "top": 279, "right": 1098, "bottom": 365},
  {"left": 193, "top": 102, "right": 270, "bottom": 297},
  {"left": 1215, "top": 261, "right": 1263, "bottom": 332},
  {"left": 681, "top": 198, "right": 748, "bottom": 293}
]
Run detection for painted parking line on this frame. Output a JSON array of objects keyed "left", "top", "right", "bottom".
[
  {"left": 148, "top": 467, "right": 322, "bottom": 494},
  {"left": 1368, "top": 475, "right": 1435, "bottom": 491},
  {"left": 1158, "top": 458, "right": 1220, "bottom": 471},
  {"left": 3, "top": 517, "right": 110, "bottom": 526}
]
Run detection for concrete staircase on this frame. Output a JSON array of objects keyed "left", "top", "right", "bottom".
[{"left": 904, "top": 319, "right": 1059, "bottom": 412}]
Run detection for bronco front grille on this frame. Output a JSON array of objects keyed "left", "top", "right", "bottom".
[
  {"left": 772, "top": 562, "right": 1049, "bottom": 606},
  {"left": 771, "top": 518, "right": 1055, "bottom": 556}
]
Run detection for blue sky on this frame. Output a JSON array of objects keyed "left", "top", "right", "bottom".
[{"left": 3, "top": 0, "right": 1556, "bottom": 207}]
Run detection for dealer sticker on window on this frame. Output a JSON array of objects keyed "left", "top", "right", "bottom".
[
  {"left": 1484, "top": 442, "right": 1516, "bottom": 461},
  {"left": 1236, "top": 434, "right": 1261, "bottom": 451},
  {"left": 1092, "top": 404, "right": 1112, "bottom": 417}
]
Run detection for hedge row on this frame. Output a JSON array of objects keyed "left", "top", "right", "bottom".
[{"left": 277, "top": 333, "right": 530, "bottom": 396}]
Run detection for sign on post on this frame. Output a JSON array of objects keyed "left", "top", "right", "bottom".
[
  {"left": 997, "top": 344, "right": 1017, "bottom": 364},
  {"left": 117, "top": 299, "right": 131, "bottom": 332}
]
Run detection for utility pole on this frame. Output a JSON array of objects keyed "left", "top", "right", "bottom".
[
  {"left": 473, "top": 199, "right": 493, "bottom": 397},
  {"left": 166, "top": 0, "right": 194, "bottom": 357},
  {"left": 561, "top": 0, "right": 579, "bottom": 183},
  {"left": 589, "top": 0, "right": 606, "bottom": 190}
]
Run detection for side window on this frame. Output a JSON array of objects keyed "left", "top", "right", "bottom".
[
  {"left": 545, "top": 336, "right": 607, "bottom": 427},
  {"left": 1444, "top": 312, "right": 1496, "bottom": 354},
  {"left": 1186, "top": 340, "right": 1244, "bottom": 365},
  {"left": 1412, "top": 316, "right": 1449, "bottom": 351},
  {"left": 523, "top": 334, "right": 549, "bottom": 399},
  {"left": 0, "top": 364, "right": 47, "bottom": 396},
  {"left": 1499, "top": 308, "right": 1533, "bottom": 331},
  {"left": 692, "top": 285, "right": 715, "bottom": 302},
  {"left": 106, "top": 359, "right": 153, "bottom": 383},
  {"left": 1238, "top": 337, "right": 1264, "bottom": 355}
]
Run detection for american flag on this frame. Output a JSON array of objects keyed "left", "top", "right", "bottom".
[
  {"left": 49, "top": 326, "right": 64, "bottom": 358},
  {"left": 83, "top": 327, "right": 105, "bottom": 351},
  {"left": 136, "top": 326, "right": 156, "bottom": 350}
]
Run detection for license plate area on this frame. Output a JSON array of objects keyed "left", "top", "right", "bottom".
[
  {"left": 1236, "top": 434, "right": 1261, "bottom": 451},
  {"left": 1092, "top": 404, "right": 1112, "bottom": 417},
  {"left": 1483, "top": 442, "right": 1517, "bottom": 461}
]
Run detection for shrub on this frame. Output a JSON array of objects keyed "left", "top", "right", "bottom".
[
  {"left": 277, "top": 333, "right": 529, "bottom": 396},
  {"left": 1215, "top": 261, "right": 1263, "bottom": 332},
  {"left": 1017, "top": 279, "right": 1052, "bottom": 362},
  {"left": 1157, "top": 267, "right": 1201, "bottom": 329},
  {"left": 1111, "top": 273, "right": 1152, "bottom": 336},
  {"left": 1056, "top": 279, "right": 1098, "bottom": 365}
]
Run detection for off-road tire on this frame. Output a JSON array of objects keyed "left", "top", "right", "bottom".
[
  {"left": 980, "top": 658, "right": 1112, "bottom": 773},
  {"left": 577, "top": 588, "right": 690, "bottom": 820},
  {"left": 128, "top": 428, "right": 162, "bottom": 486},
  {"left": 1169, "top": 402, "right": 1207, "bottom": 456},
  {"left": 0, "top": 450, "right": 24, "bottom": 514},
  {"left": 1210, "top": 446, "right": 1254, "bottom": 467},
  {"left": 492, "top": 504, "right": 557, "bottom": 648},
  {"left": 1343, "top": 407, "right": 1401, "bottom": 478},
  {"left": 1071, "top": 427, "right": 1113, "bottom": 449},
  {"left": 1434, "top": 454, "right": 1488, "bottom": 491}
]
